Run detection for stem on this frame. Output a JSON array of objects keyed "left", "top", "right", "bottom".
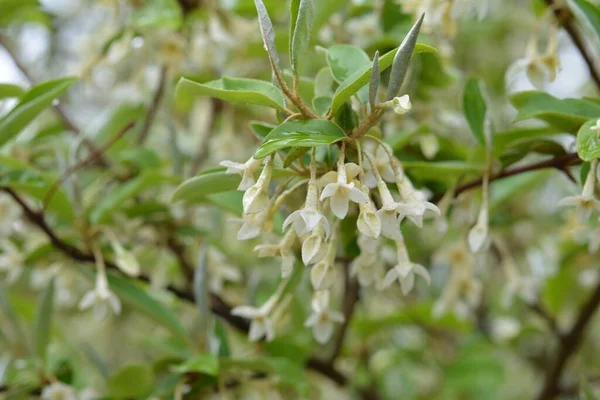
[
  {"left": 270, "top": 59, "right": 318, "bottom": 119},
  {"left": 137, "top": 65, "right": 169, "bottom": 145},
  {"left": 349, "top": 108, "right": 384, "bottom": 140},
  {"left": 328, "top": 259, "right": 359, "bottom": 364}
]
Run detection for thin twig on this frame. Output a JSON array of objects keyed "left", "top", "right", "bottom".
[
  {"left": 1, "top": 187, "right": 354, "bottom": 389},
  {"left": 529, "top": 302, "right": 563, "bottom": 340},
  {"left": 137, "top": 65, "right": 169, "bottom": 145},
  {"left": 329, "top": 260, "right": 359, "bottom": 364},
  {"left": 536, "top": 279, "right": 600, "bottom": 400},
  {"left": 43, "top": 121, "right": 135, "bottom": 209},
  {"left": 0, "top": 35, "right": 107, "bottom": 165},
  {"left": 545, "top": 0, "right": 600, "bottom": 91}
]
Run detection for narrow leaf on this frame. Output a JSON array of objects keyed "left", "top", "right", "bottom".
[
  {"left": 386, "top": 13, "right": 424, "bottom": 100},
  {"left": 33, "top": 280, "right": 54, "bottom": 364},
  {"left": 0, "top": 77, "right": 77, "bottom": 147},
  {"left": 254, "top": 120, "right": 346, "bottom": 158},
  {"left": 0, "top": 83, "right": 25, "bottom": 100},
  {"left": 330, "top": 43, "right": 435, "bottom": 114},
  {"left": 176, "top": 77, "right": 286, "bottom": 111},
  {"left": 254, "top": 0, "right": 282, "bottom": 69},
  {"left": 369, "top": 50, "right": 380, "bottom": 110},
  {"left": 291, "top": 0, "right": 314, "bottom": 74},
  {"left": 463, "top": 77, "right": 487, "bottom": 145},
  {"left": 289, "top": 0, "right": 301, "bottom": 53}
]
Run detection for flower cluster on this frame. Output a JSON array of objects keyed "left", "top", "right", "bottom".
[{"left": 223, "top": 125, "right": 444, "bottom": 343}]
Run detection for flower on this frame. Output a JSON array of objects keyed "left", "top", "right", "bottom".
[
  {"left": 207, "top": 249, "right": 241, "bottom": 293},
  {"left": 79, "top": 253, "right": 121, "bottom": 320},
  {"left": 231, "top": 296, "right": 278, "bottom": 342},
  {"left": 506, "top": 32, "right": 560, "bottom": 90},
  {"left": 467, "top": 207, "right": 489, "bottom": 253},
  {"left": 254, "top": 230, "right": 297, "bottom": 278},
  {"left": 391, "top": 94, "right": 412, "bottom": 114},
  {"left": 310, "top": 239, "right": 337, "bottom": 290},
  {"left": 301, "top": 223, "right": 329, "bottom": 265},
  {"left": 107, "top": 232, "right": 140, "bottom": 277},
  {"left": 234, "top": 206, "right": 274, "bottom": 240},
  {"left": 350, "top": 251, "right": 384, "bottom": 287},
  {"left": 320, "top": 162, "right": 369, "bottom": 219},
  {"left": 381, "top": 239, "right": 430, "bottom": 294},
  {"left": 242, "top": 156, "right": 273, "bottom": 215},
  {"left": 283, "top": 178, "right": 330, "bottom": 238},
  {"left": 41, "top": 381, "right": 77, "bottom": 400},
  {"left": 393, "top": 163, "right": 440, "bottom": 227},
  {"left": 357, "top": 195, "right": 381, "bottom": 238},
  {"left": 220, "top": 156, "right": 263, "bottom": 190},
  {"left": 362, "top": 141, "right": 395, "bottom": 188},
  {"left": 375, "top": 181, "right": 404, "bottom": 241},
  {"left": 304, "top": 290, "right": 344, "bottom": 344},
  {"left": 559, "top": 159, "right": 600, "bottom": 222},
  {"left": 0, "top": 240, "right": 24, "bottom": 284}
]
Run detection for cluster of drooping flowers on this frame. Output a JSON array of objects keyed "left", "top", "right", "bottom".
[{"left": 222, "top": 127, "right": 444, "bottom": 342}]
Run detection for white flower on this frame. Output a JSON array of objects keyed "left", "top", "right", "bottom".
[
  {"left": 559, "top": 159, "right": 600, "bottom": 222},
  {"left": 207, "top": 249, "right": 241, "bottom": 293},
  {"left": 283, "top": 179, "right": 330, "bottom": 238},
  {"left": 375, "top": 181, "right": 404, "bottom": 241},
  {"left": 231, "top": 296, "right": 278, "bottom": 342},
  {"left": 350, "top": 252, "right": 384, "bottom": 287},
  {"left": 242, "top": 156, "right": 273, "bottom": 215},
  {"left": 381, "top": 239, "right": 430, "bottom": 294},
  {"left": 358, "top": 233, "right": 379, "bottom": 254},
  {"left": 254, "top": 230, "right": 297, "bottom": 278},
  {"left": 41, "top": 381, "right": 77, "bottom": 400},
  {"left": 363, "top": 141, "right": 395, "bottom": 188},
  {"left": 393, "top": 163, "right": 440, "bottom": 227},
  {"left": 234, "top": 206, "right": 274, "bottom": 240},
  {"left": 220, "top": 156, "right": 264, "bottom": 191},
  {"left": 491, "top": 317, "right": 521, "bottom": 342},
  {"left": 108, "top": 234, "right": 140, "bottom": 277},
  {"left": 79, "top": 268, "right": 121, "bottom": 320},
  {"left": 419, "top": 133, "right": 439, "bottom": 159},
  {"left": 357, "top": 197, "right": 381, "bottom": 238},
  {"left": 391, "top": 94, "right": 412, "bottom": 114},
  {"left": 301, "top": 223, "right": 329, "bottom": 265},
  {"left": 0, "top": 240, "right": 24, "bottom": 284},
  {"left": 304, "top": 291, "right": 344, "bottom": 344},
  {"left": 320, "top": 160, "right": 369, "bottom": 219},
  {"left": 506, "top": 33, "right": 559, "bottom": 90},
  {"left": 310, "top": 240, "right": 337, "bottom": 290},
  {"left": 467, "top": 206, "right": 489, "bottom": 253}
]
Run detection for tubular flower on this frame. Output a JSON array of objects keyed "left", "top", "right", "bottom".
[
  {"left": 559, "top": 158, "right": 600, "bottom": 222},
  {"left": 382, "top": 237, "right": 431, "bottom": 294},
  {"left": 304, "top": 290, "right": 344, "bottom": 344},
  {"left": 242, "top": 155, "right": 273, "bottom": 215},
  {"left": 220, "top": 156, "right": 264, "bottom": 191},
  {"left": 254, "top": 229, "right": 298, "bottom": 278}
]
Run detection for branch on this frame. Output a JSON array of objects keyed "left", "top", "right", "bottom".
[
  {"left": 136, "top": 65, "right": 169, "bottom": 145},
  {"left": 536, "top": 279, "right": 600, "bottom": 400},
  {"left": 329, "top": 260, "right": 359, "bottom": 364},
  {"left": 0, "top": 35, "right": 107, "bottom": 166},
  {"left": 545, "top": 0, "right": 600, "bottom": 91},
  {"left": 1, "top": 187, "right": 354, "bottom": 390},
  {"left": 443, "top": 152, "right": 581, "bottom": 201},
  {"left": 528, "top": 302, "right": 563, "bottom": 340}
]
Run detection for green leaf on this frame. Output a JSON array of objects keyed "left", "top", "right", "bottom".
[
  {"left": 103, "top": 271, "right": 190, "bottom": 343},
  {"left": 253, "top": 0, "right": 282, "bottom": 70},
  {"left": 313, "top": 96, "right": 332, "bottom": 116},
  {"left": 290, "top": 0, "right": 314, "bottom": 75},
  {"left": 171, "top": 167, "right": 294, "bottom": 203},
  {"left": 386, "top": 13, "right": 424, "bottom": 100},
  {"left": 173, "top": 353, "right": 219, "bottom": 376},
  {"left": 90, "top": 171, "right": 179, "bottom": 224},
  {"left": 577, "top": 118, "right": 600, "bottom": 161},
  {"left": 0, "top": 83, "right": 25, "bottom": 100},
  {"left": 221, "top": 357, "right": 309, "bottom": 395},
  {"left": 283, "top": 147, "right": 309, "bottom": 167},
  {"left": 176, "top": 77, "right": 286, "bottom": 111},
  {"left": 510, "top": 91, "right": 600, "bottom": 132},
  {"left": 33, "top": 280, "right": 54, "bottom": 364},
  {"left": 130, "top": 0, "right": 182, "bottom": 29},
  {"left": 327, "top": 45, "right": 370, "bottom": 83},
  {"left": 330, "top": 43, "right": 435, "bottom": 114},
  {"left": 0, "top": 77, "right": 77, "bottom": 147},
  {"left": 314, "top": 67, "right": 334, "bottom": 97},
  {"left": 463, "top": 77, "right": 488, "bottom": 145},
  {"left": 108, "top": 364, "right": 155, "bottom": 398},
  {"left": 570, "top": 0, "right": 600, "bottom": 47},
  {"left": 250, "top": 121, "right": 275, "bottom": 139},
  {"left": 289, "top": 0, "right": 301, "bottom": 54},
  {"left": 255, "top": 119, "right": 346, "bottom": 158}
]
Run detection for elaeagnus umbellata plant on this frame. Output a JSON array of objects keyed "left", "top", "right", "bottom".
[{"left": 4, "top": 0, "right": 600, "bottom": 399}]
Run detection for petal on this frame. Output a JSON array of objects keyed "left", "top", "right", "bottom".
[
  {"left": 357, "top": 211, "right": 381, "bottom": 238},
  {"left": 412, "top": 263, "right": 431, "bottom": 286},
  {"left": 400, "top": 272, "right": 415, "bottom": 295},
  {"left": 424, "top": 201, "right": 441, "bottom": 215},
  {"left": 302, "top": 235, "right": 326, "bottom": 265},
  {"left": 248, "top": 320, "right": 266, "bottom": 342},
  {"left": 109, "top": 293, "right": 122, "bottom": 315},
  {"left": 576, "top": 206, "right": 593, "bottom": 223},
  {"left": 364, "top": 170, "right": 377, "bottom": 188},
  {"left": 382, "top": 268, "right": 399, "bottom": 288},
  {"left": 304, "top": 313, "right": 319, "bottom": 327},
  {"left": 381, "top": 165, "right": 396, "bottom": 182},
  {"left": 467, "top": 223, "right": 488, "bottom": 253},
  {"left": 320, "top": 183, "right": 338, "bottom": 201},
  {"left": 231, "top": 305, "right": 262, "bottom": 318},
  {"left": 319, "top": 171, "right": 338, "bottom": 187},
  {"left": 301, "top": 209, "right": 323, "bottom": 233},
  {"left": 219, "top": 160, "right": 244, "bottom": 173},
  {"left": 378, "top": 210, "right": 403, "bottom": 241},
  {"left": 558, "top": 196, "right": 580, "bottom": 207},
  {"left": 283, "top": 210, "right": 302, "bottom": 232},
  {"left": 313, "top": 320, "right": 334, "bottom": 344},
  {"left": 264, "top": 318, "right": 276, "bottom": 342},
  {"left": 237, "top": 222, "right": 261, "bottom": 241},
  {"left": 281, "top": 253, "right": 295, "bottom": 278},
  {"left": 330, "top": 191, "right": 349, "bottom": 219},
  {"left": 348, "top": 186, "right": 369, "bottom": 204},
  {"left": 238, "top": 171, "right": 256, "bottom": 190},
  {"left": 78, "top": 291, "right": 96, "bottom": 310},
  {"left": 344, "top": 163, "right": 361, "bottom": 181}
]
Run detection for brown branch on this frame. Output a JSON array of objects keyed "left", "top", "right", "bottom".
[
  {"left": 0, "top": 35, "right": 107, "bottom": 166},
  {"left": 137, "top": 65, "right": 169, "bottom": 145},
  {"left": 545, "top": 0, "right": 600, "bottom": 91},
  {"left": 442, "top": 152, "right": 581, "bottom": 201},
  {"left": 43, "top": 121, "right": 135, "bottom": 209},
  {"left": 1, "top": 187, "right": 354, "bottom": 390},
  {"left": 529, "top": 302, "right": 563, "bottom": 340},
  {"left": 536, "top": 279, "right": 600, "bottom": 400},
  {"left": 329, "top": 260, "right": 359, "bottom": 364}
]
